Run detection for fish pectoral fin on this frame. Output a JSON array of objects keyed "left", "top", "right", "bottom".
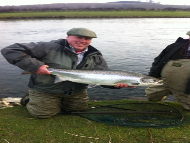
[
  {"left": 88, "top": 84, "right": 97, "bottom": 88},
  {"left": 54, "top": 76, "right": 67, "bottom": 83}
]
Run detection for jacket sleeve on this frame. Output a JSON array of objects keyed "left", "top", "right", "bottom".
[
  {"left": 149, "top": 43, "right": 176, "bottom": 77},
  {"left": 149, "top": 48, "right": 167, "bottom": 77},
  {"left": 92, "top": 54, "right": 109, "bottom": 70},
  {"left": 1, "top": 42, "right": 48, "bottom": 72}
]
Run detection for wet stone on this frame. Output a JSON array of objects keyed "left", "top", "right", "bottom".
[{"left": 0, "top": 98, "right": 21, "bottom": 109}]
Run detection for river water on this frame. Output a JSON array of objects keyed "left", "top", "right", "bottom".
[{"left": 0, "top": 18, "right": 190, "bottom": 101}]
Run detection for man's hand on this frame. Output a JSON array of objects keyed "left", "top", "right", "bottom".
[
  {"left": 35, "top": 65, "right": 51, "bottom": 75},
  {"left": 115, "top": 83, "right": 136, "bottom": 88}
]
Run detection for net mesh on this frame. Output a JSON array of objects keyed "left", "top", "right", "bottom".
[{"left": 73, "top": 102, "right": 183, "bottom": 128}]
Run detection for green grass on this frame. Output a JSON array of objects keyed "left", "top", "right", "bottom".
[
  {"left": 1, "top": 100, "right": 190, "bottom": 143},
  {"left": 1, "top": 11, "right": 190, "bottom": 19}
]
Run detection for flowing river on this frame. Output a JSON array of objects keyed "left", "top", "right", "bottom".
[{"left": 1, "top": 18, "right": 190, "bottom": 101}]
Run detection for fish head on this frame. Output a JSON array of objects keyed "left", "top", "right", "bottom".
[{"left": 140, "top": 77, "right": 163, "bottom": 85}]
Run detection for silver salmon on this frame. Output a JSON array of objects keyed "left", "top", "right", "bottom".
[{"left": 46, "top": 68, "right": 162, "bottom": 86}]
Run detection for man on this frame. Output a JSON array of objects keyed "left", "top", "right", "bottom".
[
  {"left": 146, "top": 31, "right": 190, "bottom": 110},
  {"left": 1, "top": 28, "right": 130, "bottom": 118}
]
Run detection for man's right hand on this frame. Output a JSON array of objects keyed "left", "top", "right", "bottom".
[{"left": 35, "top": 65, "right": 51, "bottom": 75}]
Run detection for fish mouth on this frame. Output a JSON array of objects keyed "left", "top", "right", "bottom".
[{"left": 149, "top": 80, "right": 163, "bottom": 85}]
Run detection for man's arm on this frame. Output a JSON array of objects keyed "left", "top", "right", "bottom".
[{"left": 1, "top": 42, "right": 48, "bottom": 72}]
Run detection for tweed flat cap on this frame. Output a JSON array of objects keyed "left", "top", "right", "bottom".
[
  {"left": 186, "top": 31, "right": 190, "bottom": 36},
  {"left": 67, "top": 28, "right": 97, "bottom": 38}
]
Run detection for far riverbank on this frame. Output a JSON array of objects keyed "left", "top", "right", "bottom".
[{"left": 0, "top": 11, "right": 190, "bottom": 19}]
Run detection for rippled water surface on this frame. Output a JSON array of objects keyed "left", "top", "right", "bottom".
[{"left": 1, "top": 18, "right": 190, "bottom": 101}]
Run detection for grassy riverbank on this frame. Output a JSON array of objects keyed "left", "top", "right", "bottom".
[
  {"left": 1, "top": 100, "right": 190, "bottom": 143},
  {"left": 0, "top": 11, "right": 190, "bottom": 19}
]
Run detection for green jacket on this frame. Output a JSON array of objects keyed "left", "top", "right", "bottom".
[{"left": 1, "top": 39, "right": 109, "bottom": 95}]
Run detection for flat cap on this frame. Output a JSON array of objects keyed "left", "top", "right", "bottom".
[
  {"left": 186, "top": 31, "right": 190, "bottom": 36},
  {"left": 67, "top": 28, "right": 97, "bottom": 38}
]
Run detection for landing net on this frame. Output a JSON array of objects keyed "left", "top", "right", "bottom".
[{"left": 73, "top": 102, "right": 183, "bottom": 128}]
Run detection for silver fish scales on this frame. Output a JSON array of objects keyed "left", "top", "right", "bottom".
[{"left": 48, "top": 68, "right": 162, "bottom": 86}]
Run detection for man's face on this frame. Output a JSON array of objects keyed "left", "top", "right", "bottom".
[{"left": 66, "top": 36, "right": 92, "bottom": 51}]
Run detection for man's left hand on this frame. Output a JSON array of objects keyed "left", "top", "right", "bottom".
[{"left": 115, "top": 83, "right": 136, "bottom": 88}]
